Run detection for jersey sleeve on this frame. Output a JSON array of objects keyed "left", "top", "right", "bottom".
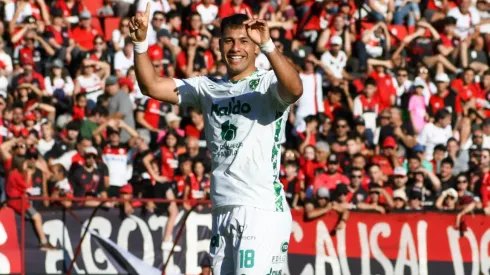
[
  {"left": 261, "top": 70, "right": 290, "bottom": 110},
  {"left": 174, "top": 77, "right": 201, "bottom": 108}
]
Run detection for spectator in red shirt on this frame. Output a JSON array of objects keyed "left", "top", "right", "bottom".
[
  {"left": 372, "top": 136, "right": 400, "bottom": 176},
  {"left": 219, "top": 0, "right": 252, "bottom": 18},
  {"left": 358, "top": 182, "right": 395, "bottom": 213},
  {"left": 176, "top": 35, "right": 208, "bottom": 78},
  {"left": 451, "top": 68, "right": 483, "bottom": 104},
  {"left": 6, "top": 156, "right": 54, "bottom": 250},
  {"left": 183, "top": 160, "right": 210, "bottom": 211},
  {"left": 72, "top": 93, "right": 87, "bottom": 120},
  {"left": 370, "top": 64, "right": 396, "bottom": 110},
  {"left": 71, "top": 11, "right": 100, "bottom": 52},
  {"left": 185, "top": 107, "right": 205, "bottom": 142},
  {"left": 429, "top": 73, "right": 462, "bottom": 128},
  {"left": 12, "top": 56, "right": 46, "bottom": 94},
  {"left": 313, "top": 153, "right": 349, "bottom": 193},
  {"left": 46, "top": 9, "right": 72, "bottom": 60}
]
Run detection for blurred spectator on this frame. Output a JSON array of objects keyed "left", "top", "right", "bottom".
[
  {"left": 393, "top": 188, "right": 408, "bottom": 210},
  {"left": 439, "top": 157, "right": 457, "bottom": 190},
  {"left": 112, "top": 18, "right": 131, "bottom": 52},
  {"left": 313, "top": 153, "right": 349, "bottom": 192},
  {"left": 50, "top": 163, "right": 73, "bottom": 208},
  {"left": 71, "top": 10, "right": 101, "bottom": 52},
  {"left": 304, "top": 186, "right": 349, "bottom": 230},
  {"left": 107, "top": 76, "right": 136, "bottom": 143},
  {"left": 345, "top": 168, "right": 368, "bottom": 208},
  {"left": 281, "top": 160, "right": 305, "bottom": 209},
  {"left": 114, "top": 38, "right": 134, "bottom": 78},
  {"left": 6, "top": 156, "right": 54, "bottom": 250},
  {"left": 73, "top": 59, "right": 110, "bottom": 107},
  {"left": 183, "top": 159, "right": 210, "bottom": 211},
  {"left": 418, "top": 109, "right": 453, "bottom": 160},
  {"left": 357, "top": 183, "right": 394, "bottom": 213}
]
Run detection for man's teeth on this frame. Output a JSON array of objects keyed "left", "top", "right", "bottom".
[{"left": 230, "top": 56, "right": 242, "bottom": 60}]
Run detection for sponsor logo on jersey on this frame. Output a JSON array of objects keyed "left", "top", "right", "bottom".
[
  {"left": 266, "top": 268, "right": 282, "bottom": 275},
  {"left": 281, "top": 242, "right": 289, "bottom": 253},
  {"left": 271, "top": 254, "right": 286, "bottom": 264},
  {"left": 211, "top": 97, "right": 251, "bottom": 116},
  {"left": 249, "top": 79, "right": 259, "bottom": 90},
  {"left": 210, "top": 234, "right": 220, "bottom": 248},
  {"left": 220, "top": 120, "right": 238, "bottom": 141}
]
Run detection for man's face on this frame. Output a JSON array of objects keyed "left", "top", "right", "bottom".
[
  {"left": 81, "top": 18, "right": 91, "bottom": 29},
  {"left": 336, "top": 120, "right": 349, "bottom": 136},
  {"left": 369, "top": 166, "right": 382, "bottom": 182},
  {"left": 408, "top": 158, "right": 421, "bottom": 172},
  {"left": 463, "top": 70, "right": 475, "bottom": 84},
  {"left": 409, "top": 198, "right": 422, "bottom": 209},
  {"left": 456, "top": 177, "right": 468, "bottom": 191},
  {"left": 110, "top": 132, "right": 120, "bottom": 145},
  {"left": 77, "top": 140, "right": 92, "bottom": 154},
  {"left": 481, "top": 150, "right": 490, "bottom": 166},
  {"left": 315, "top": 149, "right": 328, "bottom": 162},
  {"left": 67, "top": 129, "right": 79, "bottom": 141},
  {"left": 447, "top": 140, "right": 458, "bottom": 154},
  {"left": 220, "top": 26, "right": 258, "bottom": 76},
  {"left": 106, "top": 84, "right": 118, "bottom": 95},
  {"left": 152, "top": 14, "right": 165, "bottom": 29},
  {"left": 364, "top": 84, "right": 376, "bottom": 97},
  {"left": 440, "top": 115, "right": 452, "bottom": 128},
  {"left": 347, "top": 140, "right": 359, "bottom": 155},
  {"left": 440, "top": 163, "right": 453, "bottom": 178},
  {"left": 383, "top": 146, "right": 395, "bottom": 156},
  {"left": 169, "top": 16, "right": 182, "bottom": 30},
  {"left": 473, "top": 130, "right": 484, "bottom": 145},
  {"left": 350, "top": 171, "right": 362, "bottom": 188},
  {"left": 394, "top": 198, "right": 406, "bottom": 209},
  {"left": 394, "top": 175, "right": 407, "bottom": 189},
  {"left": 327, "top": 162, "right": 338, "bottom": 174},
  {"left": 12, "top": 108, "right": 23, "bottom": 124},
  {"left": 396, "top": 70, "right": 408, "bottom": 84},
  {"left": 330, "top": 44, "right": 340, "bottom": 55},
  {"left": 352, "top": 156, "right": 366, "bottom": 169},
  {"left": 85, "top": 154, "right": 96, "bottom": 167},
  {"left": 460, "top": 0, "right": 470, "bottom": 13},
  {"left": 190, "top": 14, "right": 201, "bottom": 30}
]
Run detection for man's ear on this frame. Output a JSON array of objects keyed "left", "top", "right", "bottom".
[{"left": 255, "top": 44, "right": 260, "bottom": 56}]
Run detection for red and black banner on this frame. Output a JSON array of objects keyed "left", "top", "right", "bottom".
[{"left": 0, "top": 207, "right": 489, "bottom": 274}]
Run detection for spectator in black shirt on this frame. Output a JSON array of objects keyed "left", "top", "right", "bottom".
[
  {"left": 346, "top": 168, "right": 368, "bottom": 208},
  {"left": 178, "top": 136, "right": 210, "bottom": 172},
  {"left": 378, "top": 107, "right": 416, "bottom": 155},
  {"left": 70, "top": 147, "right": 110, "bottom": 207},
  {"left": 281, "top": 161, "right": 305, "bottom": 209},
  {"left": 328, "top": 117, "right": 350, "bottom": 156},
  {"left": 439, "top": 158, "right": 457, "bottom": 191},
  {"left": 304, "top": 187, "right": 349, "bottom": 231}
]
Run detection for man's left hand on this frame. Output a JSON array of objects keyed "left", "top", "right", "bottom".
[{"left": 244, "top": 9, "right": 270, "bottom": 46}]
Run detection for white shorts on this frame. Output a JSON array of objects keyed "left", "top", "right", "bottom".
[{"left": 210, "top": 205, "right": 292, "bottom": 275}]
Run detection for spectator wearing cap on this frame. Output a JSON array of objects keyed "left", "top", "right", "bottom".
[
  {"left": 106, "top": 76, "right": 136, "bottom": 143},
  {"left": 44, "top": 59, "right": 74, "bottom": 103},
  {"left": 73, "top": 58, "right": 110, "bottom": 107},
  {"left": 304, "top": 186, "right": 349, "bottom": 229},
  {"left": 114, "top": 38, "right": 134, "bottom": 78},
  {"left": 436, "top": 180, "right": 477, "bottom": 228},
  {"left": 372, "top": 136, "right": 401, "bottom": 177},
  {"left": 392, "top": 166, "right": 408, "bottom": 192},
  {"left": 164, "top": 112, "right": 185, "bottom": 138},
  {"left": 295, "top": 55, "right": 324, "bottom": 133},
  {"left": 118, "top": 77, "right": 134, "bottom": 94},
  {"left": 313, "top": 153, "right": 349, "bottom": 193},
  {"left": 392, "top": 188, "right": 408, "bottom": 210},
  {"left": 438, "top": 158, "right": 457, "bottom": 191},
  {"left": 418, "top": 109, "right": 453, "bottom": 161},
  {"left": 409, "top": 79, "right": 428, "bottom": 134},
  {"left": 345, "top": 168, "right": 368, "bottom": 208},
  {"left": 358, "top": 182, "right": 394, "bottom": 214},
  {"left": 71, "top": 10, "right": 101, "bottom": 52},
  {"left": 148, "top": 29, "right": 177, "bottom": 73},
  {"left": 353, "top": 78, "right": 380, "bottom": 131},
  {"left": 317, "top": 36, "right": 353, "bottom": 82}
]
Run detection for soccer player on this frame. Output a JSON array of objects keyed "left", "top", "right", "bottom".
[{"left": 129, "top": 4, "right": 303, "bottom": 274}]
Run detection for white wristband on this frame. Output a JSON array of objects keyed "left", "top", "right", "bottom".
[
  {"left": 134, "top": 39, "right": 148, "bottom": 54},
  {"left": 260, "top": 39, "right": 275, "bottom": 54}
]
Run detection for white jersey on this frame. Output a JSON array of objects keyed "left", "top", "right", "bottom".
[{"left": 175, "top": 70, "right": 290, "bottom": 212}]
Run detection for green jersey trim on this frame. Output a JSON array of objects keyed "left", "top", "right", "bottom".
[{"left": 271, "top": 117, "right": 284, "bottom": 212}]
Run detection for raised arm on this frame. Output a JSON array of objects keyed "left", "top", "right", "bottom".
[
  {"left": 244, "top": 9, "right": 303, "bottom": 104},
  {"left": 130, "top": 3, "right": 179, "bottom": 104}
]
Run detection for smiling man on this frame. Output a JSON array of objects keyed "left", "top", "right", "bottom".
[{"left": 129, "top": 4, "right": 302, "bottom": 274}]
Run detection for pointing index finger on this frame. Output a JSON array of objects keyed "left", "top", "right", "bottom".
[
  {"left": 245, "top": 8, "right": 253, "bottom": 19},
  {"left": 144, "top": 2, "right": 151, "bottom": 19}
]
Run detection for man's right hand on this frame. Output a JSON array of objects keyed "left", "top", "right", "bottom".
[{"left": 129, "top": 3, "right": 151, "bottom": 42}]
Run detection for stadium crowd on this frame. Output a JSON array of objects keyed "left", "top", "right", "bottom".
[{"left": 0, "top": 0, "right": 489, "bottom": 254}]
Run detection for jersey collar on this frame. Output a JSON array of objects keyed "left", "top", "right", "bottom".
[{"left": 228, "top": 69, "right": 259, "bottom": 84}]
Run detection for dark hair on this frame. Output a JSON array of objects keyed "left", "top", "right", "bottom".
[
  {"left": 166, "top": 10, "right": 180, "bottom": 20},
  {"left": 364, "top": 77, "right": 377, "bottom": 87},
  {"left": 12, "top": 101, "right": 24, "bottom": 110},
  {"left": 284, "top": 160, "right": 298, "bottom": 168},
  {"left": 153, "top": 11, "right": 165, "bottom": 18},
  {"left": 435, "top": 109, "right": 451, "bottom": 122},
  {"left": 351, "top": 167, "right": 363, "bottom": 174},
  {"left": 75, "top": 93, "right": 86, "bottom": 101},
  {"left": 77, "top": 136, "right": 91, "bottom": 144},
  {"left": 188, "top": 106, "right": 203, "bottom": 115},
  {"left": 90, "top": 105, "right": 108, "bottom": 117},
  {"left": 464, "top": 67, "right": 475, "bottom": 74},
  {"left": 53, "top": 164, "right": 67, "bottom": 178},
  {"left": 12, "top": 156, "right": 26, "bottom": 172},
  {"left": 93, "top": 34, "right": 105, "bottom": 44},
  {"left": 220, "top": 14, "right": 248, "bottom": 35},
  {"left": 441, "top": 157, "right": 454, "bottom": 168},
  {"left": 434, "top": 144, "right": 446, "bottom": 152},
  {"left": 163, "top": 129, "right": 181, "bottom": 146},
  {"left": 445, "top": 17, "right": 457, "bottom": 26}
]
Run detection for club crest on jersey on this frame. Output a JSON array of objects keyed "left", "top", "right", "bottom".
[
  {"left": 220, "top": 120, "right": 237, "bottom": 141},
  {"left": 211, "top": 97, "right": 251, "bottom": 116},
  {"left": 249, "top": 79, "right": 259, "bottom": 90}
]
